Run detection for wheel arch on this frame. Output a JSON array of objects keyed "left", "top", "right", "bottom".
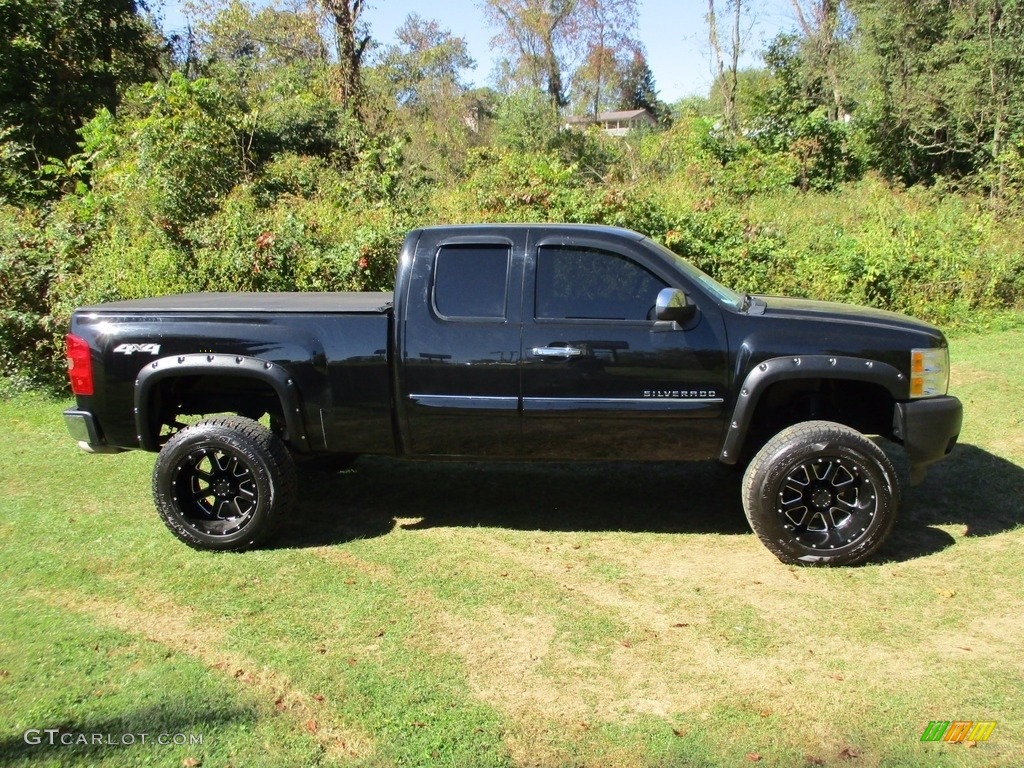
[
  {"left": 721, "top": 355, "right": 907, "bottom": 465},
  {"left": 134, "top": 353, "right": 310, "bottom": 452}
]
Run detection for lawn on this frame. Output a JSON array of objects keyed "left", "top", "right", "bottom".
[{"left": 1, "top": 329, "right": 1022, "bottom": 767}]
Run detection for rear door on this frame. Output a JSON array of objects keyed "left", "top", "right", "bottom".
[
  {"left": 398, "top": 230, "right": 526, "bottom": 457},
  {"left": 520, "top": 234, "right": 729, "bottom": 460}
]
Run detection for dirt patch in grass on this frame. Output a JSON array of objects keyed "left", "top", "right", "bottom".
[
  {"left": 309, "top": 546, "right": 395, "bottom": 580},
  {"left": 35, "top": 588, "right": 374, "bottom": 760},
  {"left": 928, "top": 611, "right": 1024, "bottom": 673}
]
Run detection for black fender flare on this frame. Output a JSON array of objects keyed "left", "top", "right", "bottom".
[
  {"left": 720, "top": 354, "right": 907, "bottom": 464},
  {"left": 134, "top": 353, "right": 310, "bottom": 452}
]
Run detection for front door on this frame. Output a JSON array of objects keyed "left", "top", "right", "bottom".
[{"left": 520, "top": 237, "right": 729, "bottom": 460}]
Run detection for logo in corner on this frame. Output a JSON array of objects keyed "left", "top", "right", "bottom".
[
  {"left": 921, "top": 720, "right": 996, "bottom": 743},
  {"left": 113, "top": 343, "right": 161, "bottom": 356}
]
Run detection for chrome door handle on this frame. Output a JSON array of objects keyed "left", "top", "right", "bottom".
[{"left": 532, "top": 346, "right": 583, "bottom": 358}]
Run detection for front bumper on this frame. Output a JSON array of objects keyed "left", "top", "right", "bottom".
[
  {"left": 63, "top": 409, "right": 124, "bottom": 454},
  {"left": 893, "top": 395, "right": 962, "bottom": 484}
]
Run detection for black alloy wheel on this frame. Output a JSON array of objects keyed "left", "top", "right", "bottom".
[
  {"left": 153, "top": 416, "right": 296, "bottom": 551},
  {"left": 742, "top": 421, "right": 900, "bottom": 566},
  {"left": 171, "top": 446, "right": 259, "bottom": 536}
]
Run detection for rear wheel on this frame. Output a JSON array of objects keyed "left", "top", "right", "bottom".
[
  {"left": 742, "top": 421, "right": 900, "bottom": 566},
  {"left": 153, "top": 416, "right": 296, "bottom": 551}
]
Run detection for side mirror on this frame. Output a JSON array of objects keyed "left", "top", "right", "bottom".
[{"left": 655, "top": 288, "right": 696, "bottom": 323}]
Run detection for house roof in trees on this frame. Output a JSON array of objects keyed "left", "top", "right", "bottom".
[
  {"left": 564, "top": 109, "right": 657, "bottom": 135},
  {"left": 565, "top": 109, "right": 655, "bottom": 124}
]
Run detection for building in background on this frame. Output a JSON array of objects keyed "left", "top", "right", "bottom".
[{"left": 564, "top": 108, "right": 657, "bottom": 136}]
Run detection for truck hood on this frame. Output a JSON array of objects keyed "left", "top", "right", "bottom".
[{"left": 755, "top": 295, "right": 941, "bottom": 336}]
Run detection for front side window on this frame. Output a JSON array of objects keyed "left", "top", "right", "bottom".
[
  {"left": 433, "top": 244, "right": 510, "bottom": 319},
  {"left": 536, "top": 245, "right": 667, "bottom": 321}
]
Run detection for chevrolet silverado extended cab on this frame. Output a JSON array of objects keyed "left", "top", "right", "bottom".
[{"left": 63, "top": 224, "right": 962, "bottom": 565}]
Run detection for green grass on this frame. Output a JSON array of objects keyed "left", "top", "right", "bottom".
[{"left": 1, "top": 328, "right": 1023, "bottom": 766}]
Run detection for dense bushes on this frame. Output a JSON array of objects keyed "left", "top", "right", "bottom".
[
  {"left": 0, "top": 206, "right": 65, "bottom": 388},
  {"left": 743, "top": 177, "right": 1024, "bottom": 324}
]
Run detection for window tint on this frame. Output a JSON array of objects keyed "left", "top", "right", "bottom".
[
  {"left": 536, "top": 246, "right": 667, "bottom": 320},
  {"left": 433, "top": 244, "right": 510, "bottom": 319}
]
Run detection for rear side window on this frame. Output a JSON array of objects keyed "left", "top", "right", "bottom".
[
  {"left": 433, "top": 244, "right": 510, "bottom": 319},
  {"left": 536, "top": 245, "right": 667, "bottom": 321}
]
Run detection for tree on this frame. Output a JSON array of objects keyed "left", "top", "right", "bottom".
[
  {"left": 706, "top": 0, "right": 746, "bottom": 134},
  {"left": 494, "top": 88, "right": 560, "bottom": 152},
  {"left": 848, "top": 0, "right": 1024, "bottom": 186},
  {"left": 376, "top": 14, "right": 474, "bottom": 110},
  {"left": 370, "top": 14, "right": 477, "bottom": 180},
  {"left": 618, "top": 50, "right": 661, "bottom": 116},
  {"left": 567, "top": 0, "right": 640, "bottom": 117},
  {"left": 320, "top": 0, "right": 370, "bottom": 105},
  {"left": 84, "top": 74, "right": 244, "bottom": 233},
  {"left": 482, "top": 0, "right": 578, "bottom": 107},
  {"left": 191, "top": 0, "right": 328, "bottom": 67},
  {"left": 185, "top": 0, "right": 329, "bottom": 98},
  {"left": 0, "top": 0, "right": 159, "bottom": 166},
  {"left": 789, "top": 0, "right": 853, "bottom": 120}
]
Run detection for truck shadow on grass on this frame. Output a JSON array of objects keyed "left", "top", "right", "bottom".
[
  {"left": 273, "top": 443, "right": 1024, "bottom": 565},
  {"left": 274, "top": 458, "right": 749, "bottom": 548},
  {"left": 886, "top": 442, "right": 1024, "bottom": 559}
]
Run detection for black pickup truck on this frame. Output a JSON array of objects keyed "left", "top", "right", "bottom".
[{"left": 63, "top": 224, "right": 962, "bottom": 565}]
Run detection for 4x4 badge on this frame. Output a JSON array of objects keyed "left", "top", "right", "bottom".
[{"left": 113, "top": 343, "right": 161, "bottom": 355}]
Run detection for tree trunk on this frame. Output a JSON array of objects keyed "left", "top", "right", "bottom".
[
  {"left": 321, "top": 0, "right": 369, "bottom": 107},
  {"left": 707, "top": 0, "right": 741, "bottom": 135}
]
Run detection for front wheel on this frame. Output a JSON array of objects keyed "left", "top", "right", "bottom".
[
  {"left": 153, "top": 416, "right": 296, "bottom": 551},
  {"left": 742, "top": 421, "right": 900, "bottom": 566}
]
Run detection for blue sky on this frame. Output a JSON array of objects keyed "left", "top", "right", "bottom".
[{"left": 158, "top": 0, "right": 798, "bottom": 102}]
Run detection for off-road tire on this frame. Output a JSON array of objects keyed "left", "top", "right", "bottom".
[
  {"left": 742, "top": 420, "right": 900, "bottom": 566},
  {"left": 153, "top": 416, "right": 296, "bottom": 551}
]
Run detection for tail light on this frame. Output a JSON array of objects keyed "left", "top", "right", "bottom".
[{"left": 66, "top": 334, "right": 94, "bottom": 396}]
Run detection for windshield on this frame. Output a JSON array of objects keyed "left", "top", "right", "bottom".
[{"left": 645, "top": 238, "right": 744, "bottom": 308}]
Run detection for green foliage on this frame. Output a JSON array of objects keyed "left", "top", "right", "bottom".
[
  {"left": 632, "top": 115, "right": 719, "bottom": 178},
  {"left": 0, "top": 125, "right": 38, "bottom": 205},
  {"left": 618, "top": 50, "right": 666, "bottom": 118},
  {"left": 373, "top": 13, "right": 474, "bottom": 109},
  {"left": 714, "top": 139, "right": 802, "bottom": 198},
  {"left": 494, "top": 89, "right": 562, "bottom": 153},
  {"left": 0, "top": 0, "right": 158, "bottom": 171},
  {"left": 0, "top": 205, "right": 65, "bottom": 387},
  {"left": 981, "top": 135, "right": 1024, "bottom": 215},
  {"left": 453, "top": 148, "right": 580, "bottom": 221},
  {"left": 446, "top": 146, "right": 669, "bottom": 236},
  {"left": 743, "top": 176, "right": 1024, "bottom": 325},
  {"left": 551, "top": 125, "right": 625, "bottom": 181},
  {"left": 748, "top": 35, "right": 853, "bottom": 192},
  {"left": 189, "top": 185, "right": 406, "bottom": 294},
  {"left": 847, "top": 0, "right": 1024, "bottom": 185},
  {"left": 84, "top": 74, "right": 243, "bottom": 234},
  {"left": 254, "top": 89, "right": 349, "bottom": 159},
  {"left": 364, "top": 14, "right": 479, "bottom": 185}
]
